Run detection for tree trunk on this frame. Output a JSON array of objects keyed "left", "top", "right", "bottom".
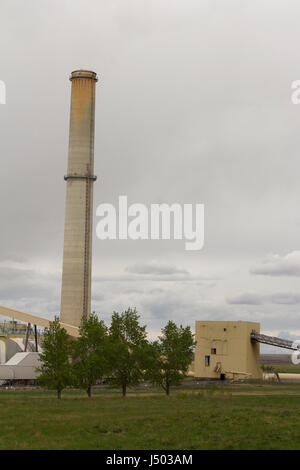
[
  {"left": 122, "top": 383, "right": 126, "bottom": 397},
  {"left": 57, "top": 389, "right": 62, "bottom": 400},
  {"left": 87, "top": 385, "right": 92, "bottom": 398},
  {"left": 166, "top": 383, "right": 170, "bottom": 396}
]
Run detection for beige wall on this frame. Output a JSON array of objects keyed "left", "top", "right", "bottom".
[{"left": 194, "top": 321, "right": 262, "bottom": 380}]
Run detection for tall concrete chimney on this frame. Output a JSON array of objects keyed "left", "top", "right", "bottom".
[{"left": 60, "top": 70, "right": 98, "bottom": 327}]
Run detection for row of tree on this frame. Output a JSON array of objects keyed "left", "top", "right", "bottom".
[{"left": 37, "top": 308, "right": 195, "bottom": 399}]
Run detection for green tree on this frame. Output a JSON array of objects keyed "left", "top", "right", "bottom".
[
  {"left": 37, "top": 316, "right": 72, "bottom": 399},
  {"left": 147, "top": 321, "right": 195, "bottom": 395},
  {"left": 107, "top": 308, "right": 148, "bottom": 397},
  {"left": 72, "top": 314, "right": 108, "bottom": 397}
]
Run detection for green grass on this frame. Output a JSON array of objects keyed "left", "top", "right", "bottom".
[
  {"left": 0, "top": 384, "right": 300, "bottom": 449},
  {"left": 261, "top": 362, "right": 300, "bottom": 374},
  {"left": 273, "top": 364, "right": 300, "bottom": 374}
]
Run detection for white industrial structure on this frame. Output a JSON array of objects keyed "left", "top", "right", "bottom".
[{"left": 0, "top": 353, "right": 41, "bottom": 381}]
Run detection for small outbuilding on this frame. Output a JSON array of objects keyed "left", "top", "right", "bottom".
[{"left": 194, "top": 321, "right": 262, "bottom": 380}]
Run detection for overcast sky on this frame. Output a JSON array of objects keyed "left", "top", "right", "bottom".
[{"left": 1, "top": 0, "right": 300, "bottom": 351}]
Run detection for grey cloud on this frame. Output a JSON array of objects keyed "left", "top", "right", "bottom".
[
  {"left": 251, "top": 252, "right": 300, "bottom": 277},
  {"left": 125, "top": 261, "right": 189, "bottom": 276},
  {"left": 90, "top": 276, "right": 230, "bottom": 335},
  {"left": 123, "top": 288, "right": 144, "bottom": 295},
  {"left": 0, "top": 264, "right": 60, "bottom": 321},
  {"left": 0, "top": 266, "right": 58, "bottom": 298},
  {"left": 149, "top": 288, "right": 165, "bottom": 295},
  {"left": 92, "top": 293, "right": 106, "bottom": 302},
  {"left": 0, "top": 255, "right": 28, "bottom": 264},
  {"left": 227, "top": 291, "right": 300, "bottom": 306},
  {"left": 277, "top": 331, "right": 300, "bottom": 342},
  {"left": 93, "top": 273, "right": 215, "bottom": 282},
  {"left": 269, "top": 293, "right": 300, "bottom": 305},
  {"left": 227, "top": 293, "right": 263, "bottom": 305}
]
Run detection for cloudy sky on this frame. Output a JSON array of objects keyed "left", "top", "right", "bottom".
[{"left": 1, "top": 0, "right": 300, "bottom": 350}]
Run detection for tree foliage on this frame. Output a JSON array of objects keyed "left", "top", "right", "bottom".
[
  {"left": 146, "top": 321, "right": 195, "bottom": 395},
  {"left": 37, "top": 316, "right": 72, "bottom": 399},
  {"left": 106, "top": 308, "right": 148, "bottom": 396},
  {"left": 36, "top": 310, "right": 196, "bottom": 400},
  {"left": 72, "top": 314, "right": 108, "bottom": 397}
]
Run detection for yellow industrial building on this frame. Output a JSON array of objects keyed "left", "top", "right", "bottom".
[{"left": 194, "top": 321, "right": 262, "bottom": 380}]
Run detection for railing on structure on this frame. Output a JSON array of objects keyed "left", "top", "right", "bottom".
[
  {"left": 250, "top": 330, "right": 298, "bottom": 351},
  {"left": 0, "top": 325, "right": 43, "bottom": 337}
]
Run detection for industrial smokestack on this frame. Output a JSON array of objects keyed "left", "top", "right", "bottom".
[{"left": 60, "top": 70, "right": 98, "bottom": 327}]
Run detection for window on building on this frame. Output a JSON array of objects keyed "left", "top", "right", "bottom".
[
  {"left": 211, "top": 348, "right": 216, "bottom": 354},
  {"left": 224, "top": 328, "right": 227, "bottom": 331},
  {"left": 205, "top": 355, "right": 210, "bottom": 366}
]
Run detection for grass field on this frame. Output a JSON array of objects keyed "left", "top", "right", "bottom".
[
  {"left": 1, "top": 383, "right": 300, "bottom": 449},
  {"left": 268, "top": 364, "right": 300, "bottom": 374}
]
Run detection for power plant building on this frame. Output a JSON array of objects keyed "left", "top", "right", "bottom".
[
  {"left": 0, "top": 72, "right": 285, "bottom": 384},
  {"left": 194, "top": 321, "right": 262, "bottom": 380}
]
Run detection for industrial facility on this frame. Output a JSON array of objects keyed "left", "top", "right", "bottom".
[{"left": 0, "top": 70, "right": 298, "bottom": 384}]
